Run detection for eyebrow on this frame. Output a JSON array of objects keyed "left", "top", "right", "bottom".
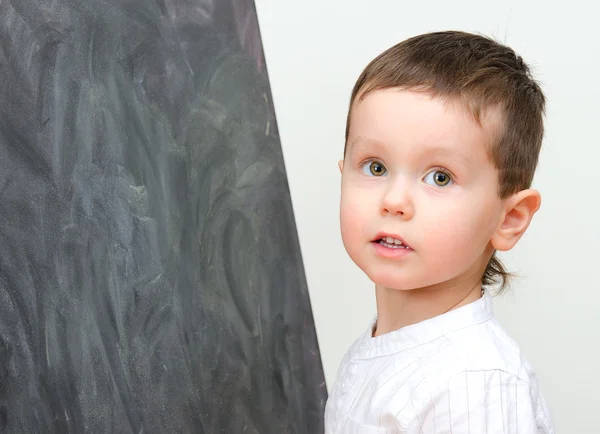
[
  {"left": 348, "top": 136, "right": 475, "bottom": 168},
  {"left": 419, "top": 145, "right": 475, "bottom": 168},
  {"left": 347, "top": 137, "right": 386, "bottom": 154}
]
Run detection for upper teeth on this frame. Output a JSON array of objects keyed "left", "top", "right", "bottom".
[{"left": 385, "top": 236, "right": 403, "bottom": 245}]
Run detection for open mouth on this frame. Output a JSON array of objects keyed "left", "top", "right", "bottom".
[{"left": 373, "top": 236, "right": 412, "bottom": 250}]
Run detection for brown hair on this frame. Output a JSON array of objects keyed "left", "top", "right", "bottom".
[{"left": 345, "top": 31, "right": 546, "bottom": 292}]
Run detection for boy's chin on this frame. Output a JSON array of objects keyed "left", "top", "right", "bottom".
[
  {"left": 366, "top": 272, "right": 423, "bottom": 291},
  {"left": 364, "top": 266, "right": 455, "bottom": 291}
]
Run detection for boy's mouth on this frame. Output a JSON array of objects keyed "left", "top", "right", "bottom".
[{"left": 373, "top": 234, "right": 413, "bottom": 250}]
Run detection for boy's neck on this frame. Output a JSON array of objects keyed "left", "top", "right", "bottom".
[{"left": 372, "top": 280, "right": 483, "bottom": 337}]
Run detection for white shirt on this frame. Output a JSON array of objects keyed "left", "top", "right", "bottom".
[{"left": 325, "top": 291, "right": 554, "bottom": 433}]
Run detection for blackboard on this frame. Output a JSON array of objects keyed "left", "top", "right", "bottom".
[{"left": 0, "top": 0, "right": 327, "bottom": 432}]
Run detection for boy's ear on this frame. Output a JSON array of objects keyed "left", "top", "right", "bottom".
[
  {"left": 338, "top": 159, "right": 344, "bottom": 173},
  {"left": 491, "top": 189, "right": 541, "bottom": 252}
]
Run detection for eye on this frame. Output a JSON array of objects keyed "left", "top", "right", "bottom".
[
  {"left": 361, "top": 160, "right": 387, "bottom": 176},
  {"left": 424, "top": 169, "right": 453, "bottom": 187}
]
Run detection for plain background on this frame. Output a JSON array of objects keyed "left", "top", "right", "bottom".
[{"left": 254, "top": 1, "right": 600, "bottom": 431}]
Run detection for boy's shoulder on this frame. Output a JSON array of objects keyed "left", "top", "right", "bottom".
[
  {"left": 403, "top": 318, "right": 553, "bottom": 432},
  {"left": 398, "top": 315, "right": 540, "bottom": 402},
  {"left": 339, "top": 304, "right": 537, "bottom": 386},
  {"left": 438, "top": 315, "right": 534, "bottom": 378}
]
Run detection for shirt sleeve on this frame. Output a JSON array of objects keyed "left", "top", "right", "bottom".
[{"left": 404, "top": 370, "right": 552, "bottom": 434}]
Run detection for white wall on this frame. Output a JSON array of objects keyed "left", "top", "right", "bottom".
[{"left": 255, "top": 1, "right": 600, "bottom": 431}]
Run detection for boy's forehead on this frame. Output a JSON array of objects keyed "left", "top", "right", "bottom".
[
  {"left": 352, "top": 86, "right": 504, "bottom": 129},
  {"left": 347, "top": 89, "right": 500, "bottom": 163}
]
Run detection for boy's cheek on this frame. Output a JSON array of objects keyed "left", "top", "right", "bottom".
[
  {"left": 421, "top": 217, "right": 486, "bottom": 258},
  {"left": 340, "top": 203, "right": 370, "bottom": 245},
  {"left": 339, "top": 206, "right": 364, "bottom": 236},
  {"left": 341, "top": 191, "right": 376, "bottom": 215}
]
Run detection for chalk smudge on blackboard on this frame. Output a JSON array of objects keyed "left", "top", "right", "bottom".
[{"left": 0, "top": 0, "right": 326, "bottom": 432}]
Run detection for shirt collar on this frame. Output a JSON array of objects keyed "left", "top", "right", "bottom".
[{"left": 356, "top": 290, "right": 494, "bottom": 359}]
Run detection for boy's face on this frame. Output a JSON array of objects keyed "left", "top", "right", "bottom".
[{"left": 340, "top": 89, "right": 506, "bottom": 291}]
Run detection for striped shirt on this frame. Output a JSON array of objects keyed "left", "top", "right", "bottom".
[{"left": 324, "top": 291, "right": 554, "bottom": 433}]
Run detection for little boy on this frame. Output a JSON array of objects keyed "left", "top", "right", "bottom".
[{"left": 325, "top": 31, "right": 554, "bottom": 433}]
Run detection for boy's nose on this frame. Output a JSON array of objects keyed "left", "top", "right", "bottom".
[{"left": 381, "top": 179, "right": 414, "bottom": 219}]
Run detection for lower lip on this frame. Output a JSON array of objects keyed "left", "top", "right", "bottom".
[{"left": 372, "top": 240, "right": 413, "bottom": 258}]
